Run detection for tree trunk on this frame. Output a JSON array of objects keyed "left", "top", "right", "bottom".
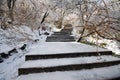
[
  {"left": 7, "top": 0, "right": 16, "bottom": 22},
  {"left": 77, "top": 28, "right": 85, "bottom": 42}
]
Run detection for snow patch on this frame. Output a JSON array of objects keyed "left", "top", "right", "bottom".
[
  {"left": 27, "top": 42, "right": 109, "bottom": 55},
  {"left": 87, "top": 36, "right": 120, "bottom": 55}
]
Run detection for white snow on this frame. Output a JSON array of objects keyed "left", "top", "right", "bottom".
[
  {"left": 1, "top": 39, "right": 116, "bottom": 80},
  {"left": 20, "top": 55, "right": 120, "bottom": 68},
  {"left": 51, "top": 27, "right": 62, "bottom": 32},
  {"left": 0, "top": 26, "right": 35, "bottom": 53},
  {"left": 86, "top": 36, "right": 120, "bottom": 55},
  {"left": 0, "top": 26, "right": 48, "bottom": 80},
  {"left": 16, "top": 64, "right": 120, "bottom": 80},
  {"left": 27, "top": 42, "right": 109, "bottom": 55},
  {"left": 0, "top": 41, "right": 120, "bottom": 80},
  {"left": 0, "top": 51, "right": 25, "bottom": 80},
  {"left": 0, "top": 25, "right": 119, "bottom": 80},
  {"left": 0, "top": 0, "right": 119, "bottom": 80}
]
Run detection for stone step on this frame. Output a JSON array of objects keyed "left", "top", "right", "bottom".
[
  {"left": 46, "top": 40, "right": 75, "bottom": 42},
  {"left": 46, "top": 38, "right": 75, "bottom": 42},
  {"left": 53, "top": 32, "right": 71, "bottom": 35},
  {"left": 26, "top": 51, "right": 113, "bottom": 61},
  {"left": 16, "top": 64, "right": 120, "bottom": 80},
  {"left": 47, "top": 36, "right": 75, "bottom": 39},
  {"left": 18, "top": 56, "right": 120, "bottom": 75},
  {"left": 50, "top": 35, "right": 74, "bottom": 37},
  {"left": 108, "top": 77, "right": 120, "bottom": 80}
]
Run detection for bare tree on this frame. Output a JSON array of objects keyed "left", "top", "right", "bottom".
[
  {"left": 75, "top": 0, "right": 120, "bottom": 42},
  {"left": 7, "top": 0, "right": 16, "bottom": 22},
  {"left": 0, "top": 0, "right": 4, "bottom": 16},
  {"left": 0, "top": 0, "right": 3, "bottom": 16}
]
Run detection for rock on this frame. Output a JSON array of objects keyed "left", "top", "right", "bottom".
[
  {"left": 20, "top": 44, "right": 27, "bottom": 50},
  {"left": 0, "top": 53, "right": 9, "bottom": 58},
  {"left": 34, "top": 39, "right": 39, "bottom": 42},
  {"left": 44, "top": 32, "right": 50, "bottom": 35},
  {"left": 0, "top": 57, "right": 3, "bottom": 63},
  {"left": 8, "top": 48, "right": 18, "bottom": 56}
]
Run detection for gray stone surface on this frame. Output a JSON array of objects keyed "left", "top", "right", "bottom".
[{"left": 46, "top": 29, "right": 75, "bottom": 42}]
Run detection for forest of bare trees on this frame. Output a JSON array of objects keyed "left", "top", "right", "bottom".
[{"left": 0, "top": 0, "right": 120, "bottom": 42}]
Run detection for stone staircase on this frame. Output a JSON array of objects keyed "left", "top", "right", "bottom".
[
  {"left": 19, "top": 51, "right": 120, "bottom": 76},
  {"left": 18, "top": 28, "right": 120, "bottom": 80},
  {"left": 46, "top": 29, "right": 75, "bottom": 42}
]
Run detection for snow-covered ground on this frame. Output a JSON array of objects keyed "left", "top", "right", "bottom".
[
  {"left": 0, "top": 0, "right": 119, "bottom": 80},
  {"left": 0, "top": 26, "right": 49, "bottom": 80},
  {"left": 27, "top": 42, "right": 109, "bottom": 55},
  {"left": 0, "top": 26, "right": 120, "bottom": 80},
  {"left": 0, "top": 41, "right": 120, "bottom": 80},
  {"left": 0, "top": 51, "right": 25, "bottom": 80},
  {"left": 86, "top": 36, "right": 120, "bottom": 55},
  {"left": 72, "top": 28, "right": 120, "bottom": 55}
]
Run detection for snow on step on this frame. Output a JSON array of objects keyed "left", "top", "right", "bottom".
[
  {"left": 16, "top": 64, "right": 120, "bottom": 80},
  {"left": 25, "top": 51, "right": 112, "bottom": 61},
  {"left": 20, "top": 56, "right": 120, "bottom": 68},
  {"left": 27, "top": 42, "right": 110, "bottom": 55}
]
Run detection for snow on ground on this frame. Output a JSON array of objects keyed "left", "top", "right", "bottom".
[
  {"left": 0, "top": 26, "right": 34, "bottom": 53},
  {"left": 87, "top": 36, "right": 120, "bottom": 55},
  {"left": 0, "top": 51, "right": 25, "bottom": 80},
  {"left": 0, "top": 25, "right": 120, "bottom": 80},
  {"left": 0, "top": 26, "right": 49, "bottom": 80},
  {"left": 72, "top": 28, "right": 120, "bottom": 55},
  {"left": 0, "top": 40, "right": 116, "bottom": 80},
  {"left": 16, "top": 64, "right": 120, "bottom": 80},
  {"left": 0, "top": 25, "right": 51, "bottom": 53},
  {"left": 27, "top": 42, "right": 109, "bottom": 55}
]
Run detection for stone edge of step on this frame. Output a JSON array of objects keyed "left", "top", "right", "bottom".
[{"left": 18, "top": 60, "right": 120, "bottom": 75}]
